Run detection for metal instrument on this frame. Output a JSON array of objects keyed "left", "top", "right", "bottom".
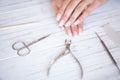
[
  {"left": 47, "top": 39, "right": 83, "bottom": 78},
  {"left": 96, "top": 32, "right": 120, "bottom": 72},
  {"left": 12, "top": 34, "right": 50, "bottom": 56}
]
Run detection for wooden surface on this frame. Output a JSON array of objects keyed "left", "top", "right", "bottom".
[{"left": 0, "top": 0, "right": 120, "bottom": 80}]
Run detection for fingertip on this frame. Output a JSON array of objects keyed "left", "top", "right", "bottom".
[
  {"left": 58, "top": 20, "right": 65, "bottom": 27},
  {"left": 71, "top": 25, "right": 78, "bottom": 37},
  {"left": 65, "top": 21, "right": 71, "bottom": 27},
  {"left": 74, "top": 20, "right": 80, "bottom": 26},
  {"left": 79, "top": 28, "right": 82, "bottom": 32},
  {"left": 67, "top": 29, "right": 72, "bottom": 36},
  {"left": 61, "top": 26, "right": 64, "bottom": 30},
  {"left": 65, "top": 27, "right": 72, "bottom": 36},
  {"left": 56, "top": 13, "right": 62, "bottom": 21},
  {"left": 74, "top": 30, "right": 78, "bottom": 37}
]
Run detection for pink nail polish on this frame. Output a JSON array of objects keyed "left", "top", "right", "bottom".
[
  {"left": 74, "top": 31, "right": 78, "bottom": 36},
  {"left": 61, "top": 26, "right": 64, "bottom": 30},
  {"left": 59, "top": 20, "right": 64, "bottom": 27},
  {"left": 65, "top": 21, "right": 71, "bottom": 27},
  {"left": 67, "top": 30, "right": 72, "bottom": 36},
  {"left": 74, "top": 20, "right": 80, "bottom": 25},
  {"left": 79, "top": 28, "right": 82, "bottom": 35},
  {"left": 56, "top": 13, "right": 62, "bottom": 21}
]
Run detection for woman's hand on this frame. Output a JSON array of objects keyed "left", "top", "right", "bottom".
[{"left": 51, "top": 0, "right": 107, "bottom": 36}]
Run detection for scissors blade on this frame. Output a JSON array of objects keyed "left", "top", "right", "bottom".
[
  {"left": 37, "top": 34, "right": 50, "bottom": 41},
  {"left": 27, "top": 34, "right": 50, "bottom": 46}
]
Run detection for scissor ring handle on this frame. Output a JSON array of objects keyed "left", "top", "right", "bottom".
[
  {"left": 12, "top": 42, "right": 18, "bottom": 50},
  {"left": 12, "top": 41, "right": 31, "bottom": 56},
  {"left": 17, "top": 47, "right": 31, "bottom": 56},
  {"left": 12, "top": 41, "right": 24, "bottom": 50}
]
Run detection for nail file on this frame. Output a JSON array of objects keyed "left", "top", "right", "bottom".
[{"left": 102, "top": 24, "right": 120, "bottom": 47}]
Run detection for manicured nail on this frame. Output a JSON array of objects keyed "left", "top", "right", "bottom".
[
  {"left": 68, "top": 30, "right": 72, "bottom": 36},
  {"left": 79, "top": 28, "right": 82, "bottom": 35},
  {"left": 74, "top": 31, "right": 78, "bottom": 36},
  {"left": 59, "top": 20, "right": 64, "bottom": 27},
  {"left": 74, "top": 20, "right": 80, "bottom": 25},
  {"left": 56, "top": 13, "right": 62, "bottom": 21},
  {"left": 61, "top": 26, "right": 64, "bottom": 30},
  {"left": 65, "top": 21, "right": 71, "bottom": 27}
]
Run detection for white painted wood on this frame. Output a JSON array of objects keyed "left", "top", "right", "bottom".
[{"left": 0, "top": 0, "right": 120, "bottom": 80}]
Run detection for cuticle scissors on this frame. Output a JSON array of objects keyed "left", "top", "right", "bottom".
[{"left": 12, "top": 34, "right": 50, "bottom": 56}]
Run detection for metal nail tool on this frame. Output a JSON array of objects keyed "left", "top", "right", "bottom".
[
  {"left": 47, "top": 39, "right": 83, "bottom": 78},
  {"left": 12, "top": 34, "right": 50, "bottom": 56},
  {"left": 96, "top": 32, "right": 120, "bottom": 72}
]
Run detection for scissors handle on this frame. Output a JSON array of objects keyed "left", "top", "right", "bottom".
[
  {"left": 12, "top": 41, "right": 26, "bottom": 50},
  {"left": 12, "top": 34, "right": 50, "bottom": 56},
  {"left": 12, "top": 41, "right": 31, "bottom": 56}
]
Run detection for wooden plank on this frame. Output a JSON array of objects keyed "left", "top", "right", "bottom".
[{"left": 0, "top": 0, "right": 120, "bottom": 80}]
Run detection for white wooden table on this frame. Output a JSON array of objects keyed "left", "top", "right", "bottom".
[{"left": 0, "top": 0, "right": 120, "bottom": 80}]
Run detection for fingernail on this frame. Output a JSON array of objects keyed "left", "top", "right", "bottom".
[
  {"left": 65, "top": 21, "right": 71, "bottom": 27},
  {"left": 61, "top": 26, "right": 64, "bottom": 30},
  {"left": 56, "top": 13, "right": 62, "bottom": 21},
  {"left": 79, "top": 28, "right": 82, "bottom": 35},
  {"left": 74, "top": 20, "right": 80, "bottom": 25},
  {"left": 74, "top": 31, "right": 78, "bottom": 36},
  {"left": 67, "top": 30, "right": 72, "bottom": 36},
  {"left": 59, "top": 20, "right": 64, "bottom": 27}
]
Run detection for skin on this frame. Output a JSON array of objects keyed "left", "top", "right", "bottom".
[{"left": 50, "top": 0, "right": 107, "bottom": 36}]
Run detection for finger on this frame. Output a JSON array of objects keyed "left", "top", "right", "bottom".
[
  {"left": 74, "top": 0, "right": 102, "bottom": 25},
  {"left": 71, "top": 24, "right": 78, "bottom": 36},
  {"left": 65, "top": 0, "right": 94, "bottom": 27},
  {"left": 50, "top": 0, "right": 59, "bottom": 15},
  {"left": 56, "top": 0, "right": 63, "bottom": 8},
  {"left": 64, "top": 26, "right": 72, "bottom": 36},
  {"left": 56, "top": 0, "right": 71, "bottom": 21},
  {"left": 78, "top": 22, "right": 83, "bottom": 35},
  {"left": 58, "top": 0, "right": 81, "bottom": 27}
]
